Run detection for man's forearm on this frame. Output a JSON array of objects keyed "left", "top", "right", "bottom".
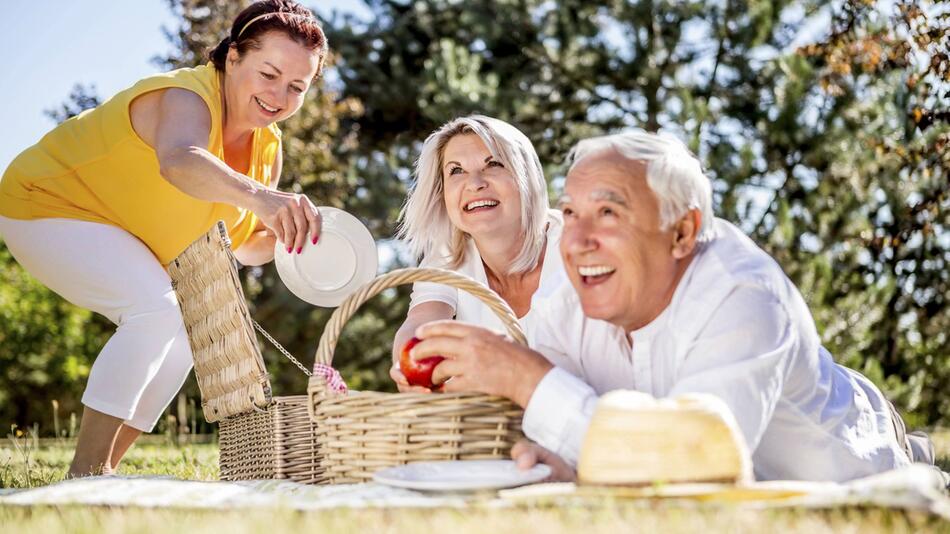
[
  {"left": 521, "top": 367, "right": 600, "bottom": 467},
  {"left": 510, "top": 354, "right": 554, "bottom": 408}
]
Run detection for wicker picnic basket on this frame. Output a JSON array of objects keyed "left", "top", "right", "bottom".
[
  {"left": 168, "top": 221, "right": 525, "bottom": 484},
  {"left": 306, "top": 268, "right": 527, "bottom": 484}
]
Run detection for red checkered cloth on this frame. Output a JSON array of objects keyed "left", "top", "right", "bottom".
[{"left": 313, "top": 363, "right": 348, "bottom": 395}]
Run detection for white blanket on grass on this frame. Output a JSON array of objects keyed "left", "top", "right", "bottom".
[{"left": 1, "top": 465, "right": 947, "bottom": 519}]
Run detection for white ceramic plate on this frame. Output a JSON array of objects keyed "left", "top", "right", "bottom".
[
  {"left": 274, "top": 207, "right": 378, "bottom": 307},
  {"left": 372, "top": 460, "right": 552, "bottom": 492}
]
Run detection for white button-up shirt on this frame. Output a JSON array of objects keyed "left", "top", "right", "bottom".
[
  {"left": 524, "top": 218, "right": 910, "bottom": 482},
  {"left": 409, "top": 210, "right": 568, "bottom": 345}
]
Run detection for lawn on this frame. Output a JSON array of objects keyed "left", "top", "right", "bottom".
[{"left": 1, "top": 431, "right": 948, "bottom": 533}]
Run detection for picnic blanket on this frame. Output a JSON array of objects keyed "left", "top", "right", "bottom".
[{"left": 1, "top": 464, "right": 947, "bottom": 519}]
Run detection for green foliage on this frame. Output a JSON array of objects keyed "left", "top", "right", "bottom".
[
  {"left": 754, "top": 1, "right": 950, "bottom": 423},
  {"left": 0, "top": 239, "right": 111, "bottom": 429},
  {"left": 325, "top": 0, "right": 949, "bottom": 424}
]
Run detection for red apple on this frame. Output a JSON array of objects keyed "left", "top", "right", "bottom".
[{"left": 399, "top": 336, "right": 445, "bottom": 389}]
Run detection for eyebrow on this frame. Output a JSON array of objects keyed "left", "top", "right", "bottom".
[
  {"left": 264, "top": 61, "right": 306, "bottom": 85},
  {"left": 590, "top": 189, "right": 628, "bottom": 206},
  {"left": 555, "top": 194, "right": 572, "bottom": 209},
  {"left": 443, "top": 156, "right": 495, "bottom": 169}
]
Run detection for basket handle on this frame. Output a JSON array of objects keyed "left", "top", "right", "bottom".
[{"left": 312, "top": 267, "right": 527, "bottom": 371}]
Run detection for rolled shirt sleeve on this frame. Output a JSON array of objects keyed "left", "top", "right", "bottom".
[
  {"left": 667, "top": 284, "right": 795, "bottom": 451},
  {"left": 522, "top": 367, "right": 600, "bottom": 467},
  {"left": 408, "top": 253, "right": 459, "bottom": 311}
]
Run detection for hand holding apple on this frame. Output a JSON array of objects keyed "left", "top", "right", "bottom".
[
  {"left": 410, "top": 321, "right": 554, "bottom": 408},
  {"left": 399, "top": 336, "right": 445, "bottom": 389}
]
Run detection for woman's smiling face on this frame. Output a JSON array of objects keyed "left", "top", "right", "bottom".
[
  {"left": 440, "top": 133, "right": 523, "bottom": 241},
  {"left": 225, "top": 31, "right": 321, "bottom": 129}
]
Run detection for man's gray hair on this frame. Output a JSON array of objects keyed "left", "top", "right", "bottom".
[
  {"left": 567, "top": 130, "right": 716, "bottom": 242},
  {"left": 397, "top": 115, "right": 549, "bottom": 274}
]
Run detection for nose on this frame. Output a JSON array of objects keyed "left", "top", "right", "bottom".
[
  {"left": 464, "top": 171, "right": 489, "bottom": 192},
  {"left": 562, "top": 216, "right": 597, "bottom": 257},
  {"left": 277, "top": 85, "right": 289, "bottom": 107}
]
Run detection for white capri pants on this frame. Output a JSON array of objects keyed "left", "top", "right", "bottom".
[{"left": 0, "top": 215, "right": 193, "bottom": 432}]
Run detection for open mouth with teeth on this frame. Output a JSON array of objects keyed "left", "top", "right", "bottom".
[
  {"left": 254, "top": 96, "right": 281, "bottom": 116},
  {"left": 577, "top": 265, "right": 616, "bottom": 286},
  {"left": 463, "top": 199, "right": 499, "bottom": 213}
]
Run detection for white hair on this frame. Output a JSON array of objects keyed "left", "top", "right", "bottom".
[
  {"left": 567, "top": 130, "right": 716, "bottom": 242},
  {"left": 398, "top": 115, "right": 549, "bottom": 274}
]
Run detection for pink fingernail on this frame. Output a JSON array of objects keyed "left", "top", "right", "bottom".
[
  {"left": 287, "top": 247, "right": 292, "bottom": 253},
  {"left": 296, "top": 247, "right": 302, "bottom": 254}
]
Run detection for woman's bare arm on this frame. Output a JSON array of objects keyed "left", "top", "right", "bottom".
[
  {"left": 233, "top": 149, "right": 283, "bottom": 266},
  {"left": 142, "top": 88, "right": 320, "bottom": 252}
]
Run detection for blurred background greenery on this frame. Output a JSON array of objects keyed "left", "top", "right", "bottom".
[{"left": 0, "top": 0, "right": 947, "bottom": 435}]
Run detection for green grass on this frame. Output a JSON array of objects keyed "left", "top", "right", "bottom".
[
  {"left": 0, "top": 431, "right": 948, "bottom": 533},
  {"left": 0, "top": 437, "right": 218, "bottom": 489}
]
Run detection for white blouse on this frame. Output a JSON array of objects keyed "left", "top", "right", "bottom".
[
  {"left": 408, "top": 210, "right": 567, "bottom": 345},
  {"left": 523, "top": 218, "right": 911, "bottom": 482}
]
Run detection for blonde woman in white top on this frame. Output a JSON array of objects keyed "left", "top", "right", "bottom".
[{"left": 391, "top": 115, "right": 568, "bottom": 392}]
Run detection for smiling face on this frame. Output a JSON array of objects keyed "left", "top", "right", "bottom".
[
  {"left": 224, "top": 31, "right": 321, "bottom": 129},
  {"left": 559, "top": 150, "right": 697, "bottom": 332},
  {"left": 441, "top": 133, "right": 523, "bottom": 241}
]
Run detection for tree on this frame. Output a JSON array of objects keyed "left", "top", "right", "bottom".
[
  {"left": 4, "top": 0, "right": 947, "bottom": 430},
  {"left": 0, "top": 241, "right": 113, "bottom": 432},
  {"left": 156, "top": 0, "right": 406, "bottom": 399},
  {"left": 778, "top": 0, "right": 950, "bottom": 425},
  {"left": 324, "top": 0, "right": 949, "bottom": 424}
]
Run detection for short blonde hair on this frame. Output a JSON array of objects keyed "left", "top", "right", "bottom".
[{"left": 398, "top": 115, "right": 549, "bottom": 274}]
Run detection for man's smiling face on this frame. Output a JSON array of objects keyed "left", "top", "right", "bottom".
[{"left": 558, "top": 150, "right": 688, "bottom": 332}]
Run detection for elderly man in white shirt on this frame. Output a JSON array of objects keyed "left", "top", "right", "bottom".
[{"left": 409, "top": 130, "right": 939, "bottom": 483}]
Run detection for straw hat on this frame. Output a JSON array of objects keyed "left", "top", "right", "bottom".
[{"left": 577, "top": 390, "right": 753, "bottom": 486}]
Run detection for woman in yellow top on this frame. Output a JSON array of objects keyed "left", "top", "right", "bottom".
[{"left": 0, "top": 0, "right": 326, "bottom": 477}]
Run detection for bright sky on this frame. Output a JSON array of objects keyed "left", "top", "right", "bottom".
[{"left": 0, "top": 1, "right": 369, "bottom": 171}]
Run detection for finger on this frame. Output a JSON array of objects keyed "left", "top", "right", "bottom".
[
  {"left": 553, "top": 463, "right": 577, "bottom": 483},
  {"left": 304, "top": 202, "right": 321, "bottom": 245},
  {"left": 397, "top": 382, "right": 432, "bottom": 393},
  {"left": 389, "top": 366, "right": 409, "bottom": 385},
  {"left": 430, "top": 358, "right": 465, "bottom": 386},
  {"left": 291, "top": 201, "right": 307, "bottom": 254},
  {"left": 416, "top": 320, "right": 498, "bottom": 340},
  {"left": 535, "top": 448, "right": 575, "bottom": 482},
  {"left": 512, "top": 443, "right": 539, "bottom": 471},
  {"left": 410, "top": 336, "right": 471, "bottom": 361},
  {"left": 511, "top": 439, "right": 532, "bottom": 459},
  {"left": 535, "top": 444, "right": 557, "bottom": 464},
  {"left": 280, "top": 212, "right": 295, "bottom": 252},
  {"left": 391, "top": 366, "right": 433, "bottom": 393},
  {"left": 439, "top": 374, "right": 477, "bottom": 393}
]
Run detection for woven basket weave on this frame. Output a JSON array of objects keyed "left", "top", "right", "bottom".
[
  {"left": 170, "top": 222, "right": 525, "bottom": 484},
  {"left": 306, "top": 268, "right": 526, "bottom": 484},
  {"left": 168, "top": 222, "right": 321, "bottom": 483}
]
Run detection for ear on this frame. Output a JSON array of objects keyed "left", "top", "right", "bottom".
[
  {"left": 670, "top": 209, "right": 701, "bottom": 259},
  {"left": 226, "top": 43, "right": 240, "bottom": 66}
]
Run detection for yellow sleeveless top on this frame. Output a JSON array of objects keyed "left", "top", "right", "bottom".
[{"left": 0, "top": 63, "right": 280, "bottom": 265}]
